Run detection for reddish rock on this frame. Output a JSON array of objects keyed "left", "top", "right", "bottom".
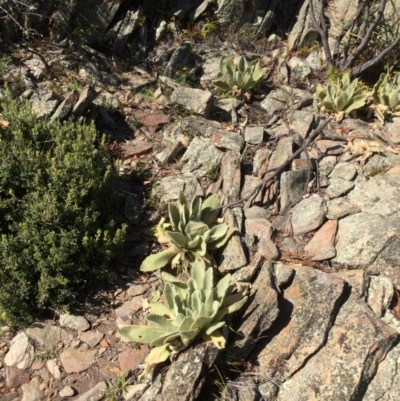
[
  {"left": 119, "top": 142, "right": 153, "bottom": 158},
  {"left": 30, "top": 360, "right": 44, "bottom": 370},
  {"left": 304, "top": 219, "right": 338, "bottom": 261},
  {"left": 385, "top": 164, "right": 400, "bottom": 176},
  {"left": 118, "top": 346, "right": 148, "bottom": 372},
  {"left": 139, "top": 112, "right": 169, "bottom": 134},
  {"left": 245, "top": 218, "right": 273, "bottom": 238},
  {"left": 5, "top": 366, "right": 30, "bottom": 388},
  {"left": 115, "top": 296, "right": 143, "bottom": 318},
  {"left": 59, "top": 348, "right": 97, "bottom": 374},
  {"left": 245, "top": 218, "right": 278, "bottom": 259},
  {"left": 80, "top": 330, "right": 104, "bottom": 348}
]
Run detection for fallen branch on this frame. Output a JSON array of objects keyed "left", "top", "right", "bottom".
[{"left": 212, "top": 117, "right": 332, "bottom": 211}]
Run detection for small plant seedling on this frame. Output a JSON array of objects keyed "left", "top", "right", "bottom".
[
  {"left": 213, "top": 56, "right": 266, "bottom": 100},
  {"left": 205, "top": 163, "right": 220, "bottom": 181},
  {"left": 105, "top": 372, "right": 132, "bottom": 401},
  {"left": 316, "top": 72, "right": 367, "bottom": 122}
]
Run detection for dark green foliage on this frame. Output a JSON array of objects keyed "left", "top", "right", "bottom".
[{"left": 0, "top": 93, "right": 126, "bottom": 326}]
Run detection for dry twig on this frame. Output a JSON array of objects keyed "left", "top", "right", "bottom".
[{"left": 212, "top": 118, "right": 332, "bottom": 211}]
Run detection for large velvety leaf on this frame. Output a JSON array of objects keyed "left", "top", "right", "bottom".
[
  {"left": 146, "top": 314, "right": 176, "bottom": 330},
  {"left": 161, "top": 271, "right": 187, "bottom": 286},
  {"left": 215, "top": 272, "right": 231, "bottom": 302},
  {"left": 207, "top": 224, "right": 229, "bottom": 244},
  {"left": 185, "top": 219, "right": 209, "bottom": 237},
  {"left": 148, "top": 303, "right": 173, "bottom": 317},
  {"left": 165, "top": 230, "right": 187, "bottom": 248},
  {"left": 144, "top": 343, "right": 171, "bottom": 367},
  {"left": 214, "top": 80, "right": 231, "bottom": 91},
  {"left": 150, "top": 332, "right": 181, "bottom": 347},
  {"left": 140, "top": 249, "right": 178, "bottom": 272},
  {"left": 201, "top": 194, "right": 220, "bottom": 225},
  {"left": 207, "top": 226, "right": 236, "bottom": 250},
  {"left": 118, "top": 324, "right": 171, "bottom": 344},
  {"left": 168, "top": 203, "right": 180, "bottom": 231},
  {"left": 191, "top": 259, "right": 205, "bottom": 288},
  {"left": 204, "top": 321, "right": 225, "bottom": 336},
  {"left": 190, "top": 195, "right": 202, "bottom": 220},
  {"left": 343, "top": 94, "right": 366, "bottom": 113}
]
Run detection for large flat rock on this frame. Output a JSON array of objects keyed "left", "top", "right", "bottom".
[
  {"left": 334, "top": 213, "right": 400, "bottom": 268},
  {"left": 257, "top": 267, "right": 347, "bottom": 379},
  {"left": 273, "top": 295, "right": 399, "bottom": 401},
  {"left": 348, "top": 175, "right": 400, "bottom": 216}
]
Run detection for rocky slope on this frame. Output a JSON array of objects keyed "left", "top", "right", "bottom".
[{"left": 1, "top": 1, "right": 400, "bottom": 401}]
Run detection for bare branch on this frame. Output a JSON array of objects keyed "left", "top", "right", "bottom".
[
  {"left": 309, "top": 0, "right": 333, "bottom": 65},
  {"left": 333, "top": 1, "right": 367, "bottom": 56},
  {"left": 351, "top": 33, "right": 400, "bottom": 77},
  {"left": 341, "top": 0, "right": 387, "bottom": 70}
]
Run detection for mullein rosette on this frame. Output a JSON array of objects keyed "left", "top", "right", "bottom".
[{"left": 140, "top": 192, "right": 236, "bottom": 272}]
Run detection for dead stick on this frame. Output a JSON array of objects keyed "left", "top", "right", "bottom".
[{"left": 212, "top": 118, "right": 332, "bottom": 211}]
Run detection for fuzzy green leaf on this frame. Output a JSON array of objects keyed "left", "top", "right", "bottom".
[
  {"left": 215, "top": 273, "right": 231, "bottom": 302},
  {"left": 202, "top": 329, "right": 226, "bottom": 349},
  {"left": 190, "top": 196, "right": 202, "bottom": 220},
  {"left": 207, "top": 224, "right": 229, "bottom": 244},
  {"left": 150, "top": 332, "right": 181, "bottom": 347},
  {"left": 185, "top": 219, "right": 209, "bottom": 237},
  {"left": 212, "top": 296, "right": 248, "bottom": 323},
  {"left": 204, "top": 321, "right": 226, "bottom": 335},
  {"left": 213, "top": 80, "right": 232, "bottom": 91},
  {"left": 203, "top": 267, "right": 214, "bottom": 299},
  {"left": 161, "top": 272, "right": 187, "bottom": 287},
  {"left": 201, "top": 194, "right": 220, "bottom": 225},
  {"left": 164, "top": 282, "right": 176, "bottom": 312},
  {"left": 178, "top": 191, "right": 187, "bottom": 207},
  {"left": 145, "top": 344, "right": 171, "bottom": 367},
  {"left": 118, "top": 325, "right": 171, "bottom": 344},
  {"left": 146, "top": 314, "right": 177, "bottom": 330},
  {"left": 191, "top": 259, "right": 205, "bottom": 287},
  {"left": 207, "top": 226, "right": 236, "bottom": 250},
  {"left": 168, "top": 203, "right": 181, "bottom": 231},
  {"left": 140, "top": 249, "right": 178, "bottom": 272},
  {"left": 191, "top": 316, "right": 213, "bottom": 331},
  {"left": 165, "top": 231, "right": 187, "bottom": 248},
  {"left": 343, "top": 94, "right": 366, "bottom": 113},
  {"left": 148, "top": 303, "right": 173, "bottom": 317},
  {"left": 238, "top": 56, "right": 247, "bottom": 73}
]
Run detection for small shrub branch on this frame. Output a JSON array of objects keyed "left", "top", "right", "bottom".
[{"left": 309, "top": 0, "right": 400, "bottom": 77}]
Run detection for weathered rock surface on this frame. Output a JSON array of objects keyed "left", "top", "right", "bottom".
[
  {"left": 144, "top": 343, "right": 219, "bottom": 401},
  {"left": 59, "top": 348, "right": 97, "bottom": 373},
  {"left": 272, "top": 295, "right": 398, "bottom": 401},
  {"left": 257, "top": 267, "right": 347, "bottom": 380},
  {"left": 291, "top": 195, "right": 327, "bottom": 235},
  {"left": 234, "top": 262, "right": 279, "bottom": 360},
  {"left": 334, "top": 213, "right": 400, "bottom": 268},
  {"left": 4, "top": 332, "right": 34, "bottom": 370},
  {"left": 170, "top": 87, "right": 213, "bottom": 116}
]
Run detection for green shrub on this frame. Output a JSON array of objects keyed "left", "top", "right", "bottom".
[{"left": 0, "top": 93, "right": 126, "bottom": 326}]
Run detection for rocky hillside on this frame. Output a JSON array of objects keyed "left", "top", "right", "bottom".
[{"left": 1, "top": 1, "right": 400, "bottom": 400}]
